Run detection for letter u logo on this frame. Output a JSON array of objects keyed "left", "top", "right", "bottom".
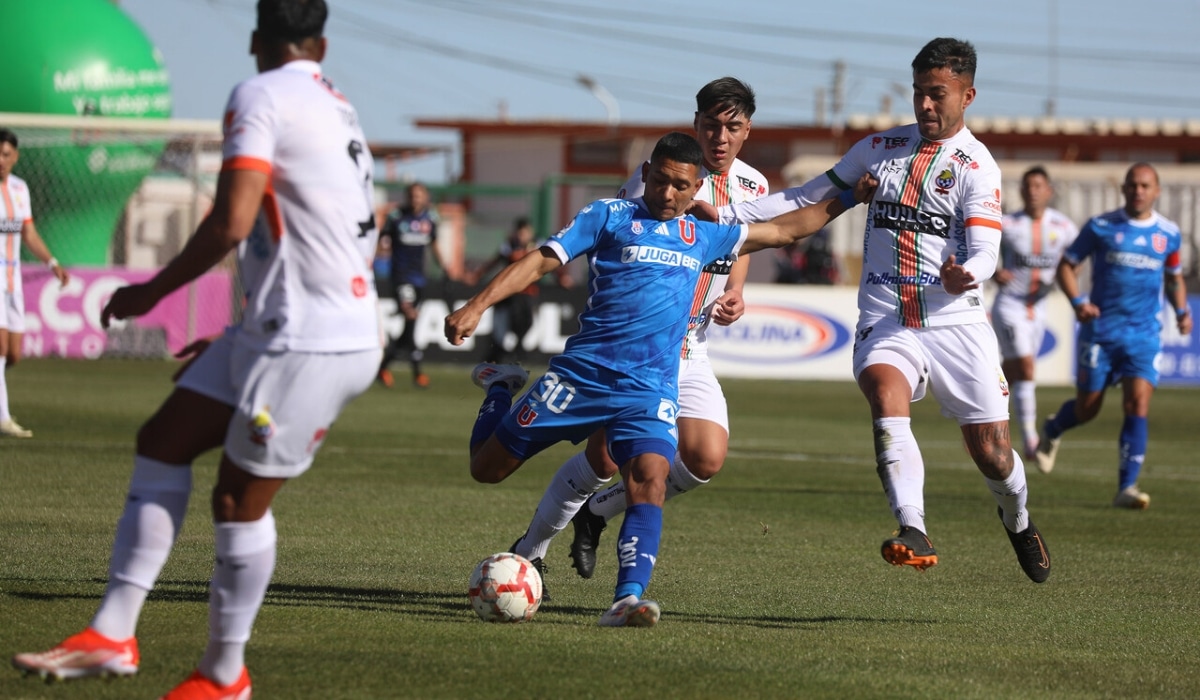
[{"left": 517, "top": 405, "right": 538, "bottom": 427}]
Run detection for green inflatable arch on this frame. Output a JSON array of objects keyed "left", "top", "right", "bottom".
[{"left": 3, "top": 0, "right": 171, "bottom": 266}]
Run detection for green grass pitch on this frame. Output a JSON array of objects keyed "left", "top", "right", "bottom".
[{"left": 2, "top": 359, "right": 1198, "bottom": 699}]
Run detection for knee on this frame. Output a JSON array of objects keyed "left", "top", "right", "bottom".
[
  {"left": 678, "top": 448, "right": 725, "bottom": 481},
  {"left": 469, "top": 458, "right": 506, "bottom": 484}
]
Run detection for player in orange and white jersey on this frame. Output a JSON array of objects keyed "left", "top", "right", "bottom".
[
  {"left": 0, "top": 128, "right": 70, "bottom": 439},
  {"left": 13, "top": 3, "right": 379, "bottom": 697},
  {"left": 991, "top": 166, "right": 1078, "bottom": 459},
  {"left": 505, "top": 78, "right": 770, "bottom": 585},
  {"left": 721, "top": 39, "right": 1051, "bottom": 584}
]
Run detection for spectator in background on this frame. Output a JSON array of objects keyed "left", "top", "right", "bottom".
[
  {"left": 0, "top": 127, "right": 71, "bottom": 439},
  {"left": 377, "top": 182, "right": 457, "bottom": 389},
  {"left": 467, "top": 216, "right": 571, "bottom": 364}
]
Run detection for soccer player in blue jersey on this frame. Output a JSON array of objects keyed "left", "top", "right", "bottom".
[
  {"left": 445, "top": 132, "right": 874, "bottom": 627},
  {"left": 1035, "top": 163, "right": 1192, "bottom": 509}
]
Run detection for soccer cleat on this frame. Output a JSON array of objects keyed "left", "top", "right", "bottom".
[
  {"left": 1112, "top": 486, "right": 1151, "bottom": 510},
  {"left": 998, "top": 507, "right": 1051, "bottom": 583},
  {"left": 471, "top": 363, "right": 528, "bottom": 393},
  {"left": 881, "top": 526, "right": 939, "bottom": 571},
  {"left": 0, "top": 417, "right": 33, "bottom": 438},
  {"left": 412, "top": 372, "right": 431, "bottom": 389},
  {"left": 508, "top": 537, "right": 551, "bottom": 603},
  {"left": 377, "top": 368, "right": 395, "bottom": 388},
  {"left": 569, "top": 498, "right": 607, "bottom": 579},
  {"left": 1034, "top": 416, "right": 1061, "bottom": 474},
  {"left": 159, "top": 667, "right": 251, "bottom": 700},
  {"left": 11, "top": 628, "right": 139, "bottom": 680},
  {"left": 598, "top": 595, "right": 661, "bottom": 628}
]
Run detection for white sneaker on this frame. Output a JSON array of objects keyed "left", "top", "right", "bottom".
[
  {"left": 0, "top": 417, "right": 33, "bottom": 438},
  {"left": 597, "top": 594, "right": 660, "bottom": 628},
  {"left": 1112, "top": 486, "right": 1150, "bottom": 510},
  {"left": 471, "top": 363, "right": 528, "bottom": 393},
  {"left": 1034, "top": 416, "right": 1059, "bottom": 474}
]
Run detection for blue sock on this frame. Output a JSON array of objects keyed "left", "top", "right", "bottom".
[
  {"left": 469, "top": 386, "right": 512, "bottom": 451},
  {"left": 1118, "top": 415, "right": 1148, "bottom": 490},
  {"left": 613, "top": 503, "right": 662, "bottom": 602},
  {"left": 1046, "top": 399, "right": 1081, "bottom": 439}
]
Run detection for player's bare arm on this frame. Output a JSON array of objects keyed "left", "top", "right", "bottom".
[
  {"left": 1055, "top": 255, "right": 1100, "bottom": 322},
  {"left": 742, "top": 173, "right": 877, "bottom": 254},
  {"left": 20, "top": 220, "right": 69, "bottom": 288},
  {"left": 1166, "top": 271, "right": 1193, "bottom": 334},
  {"left": 711, "top": 255, "right": 750, "bottom": 326},
  {"left": 445, "top": 248, "right": 562, "bottom": 345},
  {"left": 101, "top": 168, "right": 268, "bottom": 328}
]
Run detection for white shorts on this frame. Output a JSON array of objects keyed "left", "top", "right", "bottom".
[
  {"left": 176, "top": 328, "right": 381, "bottom": 478},
  {"left": 991, "top": 295, "right": 1045, "bottom": 361},
  {"left": 852, "top": 317, "right": 1010, "bottom": 425},
  {"left": 1, "top": 290, "right": 25, "bottom": 333},
  {"left": 677, "top": 355, "right": 728, "bottom": 432}
]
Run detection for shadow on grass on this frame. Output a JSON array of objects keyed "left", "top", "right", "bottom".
[{"left": 4, "top": 577, "right": 938, "bottom": 629}]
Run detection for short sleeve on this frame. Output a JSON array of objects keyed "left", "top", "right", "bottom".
[{"left": 221, "top": 80, "right": 277, "bottom": 174}]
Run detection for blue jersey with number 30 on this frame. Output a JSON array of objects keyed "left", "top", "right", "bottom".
[{"left": 542, "top": 198, "right": 747, "bottom": 389}]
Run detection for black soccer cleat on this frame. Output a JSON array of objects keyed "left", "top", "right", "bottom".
[
  {"left": 509, "top": 536, "right": 551, "bottom": 602},
  {"left": 881, "top": 526, "right": 939, "bottom": 571},
  {"left": 998, "top": 507, "right": 1051, "bottom": 583},
  {"left": 568, "top": 498, "right": 607, "bottom": 579}
]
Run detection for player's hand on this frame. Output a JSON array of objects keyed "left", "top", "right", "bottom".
[
  {"left": 1178, "top": 311, "right": 1193, "bottom": 336},
  {"left": 939, "top": 254, "right": 978, "bottom": 294},
  {"left": 993, "top": 268, "right": 1013, "bottom": 286},
  {"left": 445, "top": 304, "right": 483, "bottom": 346},
  {"left": 51, "top": 263, "right": 70, "bottom": 288},
  {"left": 854, "top": 173, "right": 879, "bottom": 203},
  {"left": 100, "top": 283, "right": 161, "bottom": 329},
  {"left": 1072, "top": 300, "right": 1100, "bottom": 323},
  {"left": 711, "top": 289, "right": 745, "bottom": 326},
  {"left": 687, "top": 200, "right": 719, "bottom": 222},
  {"left": 171, "top": 337, "right": 215, "bottom": 382}
]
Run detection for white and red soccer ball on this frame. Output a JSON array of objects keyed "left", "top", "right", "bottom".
[{"left": 468, "top": 552, "right": 543, "bottom": 622}]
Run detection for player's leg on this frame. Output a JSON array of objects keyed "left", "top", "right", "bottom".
[
  {"left": 172, "top": 343, "right": 378, "bottom": 696},
  {"left": 599, "top": 445, "right": 671, "bottom": 628},
  {"left": 934, "top": 322, "right": 1050, "bottom": 583},
  {"left": 1037, "top": 336, "right": 1109, "bottom": 472},
  {"left": 1112, "top": 343, "right": 1157, "bottom": 508},
  {"left": 0, "top": 292, "right": 33, "bottom": 437},
  {"left": 12, "top": 382, "right": 232, "bottom": 680},
  {"left": 468, "top": 362, "right": 532, "bottom": 482},
  {"left": 402, "top": 287, "right": 427, "bottom": 385},
  {"left": 994, "top": 298, "right": 1041, "bottom": 459},
  {"left": 0, "top": 325, "right": 14, "bottom": 431},
  {"left": 513, "top": 429, "right": 614, "bottom": 573},
  {"left": 853, "top": 321, "right": 935, "bottom": 570}
]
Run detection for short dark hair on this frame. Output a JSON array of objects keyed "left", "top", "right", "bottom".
[
  {"left": 0, "top": 128, "right": 18, "bottom": 149},
  {"left": 695, "top": 77, "right": 756, "bottom": 119},
  {"left": 1022, "top": 165, "right": 1051, "bottom": 185},
  {"left": 650, "top": 132, "right": 704, "bottom": 168},
  {"left": 257, "top": 0, "right": 327, "bottom": 42},
  {"left": 912, "top": 37, "right": 977, "bottom": 81}
]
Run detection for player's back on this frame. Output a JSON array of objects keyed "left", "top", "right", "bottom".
[
  {"left": 224, "top": 60, "right": 379, "bottom": 353},
  {"left": 1075, "top": 209, "right": 1181, "bottom": 338}
]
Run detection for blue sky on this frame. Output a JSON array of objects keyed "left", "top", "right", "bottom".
[{"left": 120, "top": 0, "right": 1200, "bottom": 181}]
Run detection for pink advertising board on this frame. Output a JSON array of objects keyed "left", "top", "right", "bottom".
[{"left": 20, "top": 267, "right": 233, "bottom": 359}]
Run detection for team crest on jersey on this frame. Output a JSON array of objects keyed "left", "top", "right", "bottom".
[
  {"left": 998, "top": 370, "right": 1010, "bottom": 397},
  {"left": 934, "top": 169, "right": 956, "bottom": 195},
  {"left": 1152, "top": 234, "right": 1168, "bottom": 253},
  {"left": 631, "top": 221, "right": 644, "bottom": 235},
  {"left": 248, "top": 408, "right": 275, "bottom": 446}
]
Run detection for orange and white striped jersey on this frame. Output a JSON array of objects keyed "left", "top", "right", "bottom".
[
  {"left": 996, "top": 208, "right": 1077, "bottom": 307},
  {"left": 0, "top": 174, "right": 32, "bottom": 295},
  {"left": 617, "top": 158, "right": 769, "bottom": 358},
  {"left": 222, "top": 59, "right": 379, "bottom": 352},
  {"left": 723, "top": 124, "right": 1002, "bottom": 328}
]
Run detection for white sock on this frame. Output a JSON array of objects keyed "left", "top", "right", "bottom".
[
  {"left": 91, "top": 457, "right": 192, "bottom": 640},
  {"left": 986, "top": 451, "right": 1030, "bottom": 533},
  {"left": 590, "top": 480, "right": 627, "bottom": 521},
  {"left": 199, "top": 511, "right": 277, "bottom": 688},
  {"left": 1013, "top": 380, "right": 1037, "bottom": 446},
  {"left": 873, "top": 417, "right": 927, "bottom": 533},
  {"left": 664, "top": 453, "right": 709, "bottom": 499},
  {"left": 0, "top": 356, "right": 10, "bottom": 421},
  {"left": 515, "top": 452, "right": 610, "bottom": 561}
]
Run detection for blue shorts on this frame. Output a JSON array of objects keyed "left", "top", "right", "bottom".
[
  {"left": 494, "top": 357, "right": 678, "bottom": 466},
  {"left": 1075, "top": 327, "right": 1160, "bottom": 392}
]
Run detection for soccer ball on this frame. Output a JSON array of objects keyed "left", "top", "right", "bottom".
[{"left": 468, "top": 552, "right": 543, "bottom": 622}]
